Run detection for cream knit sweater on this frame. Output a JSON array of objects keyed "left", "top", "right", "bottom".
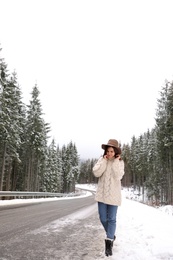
[{"left": 93, "top": 157, "right": 125, "bottom": 206}]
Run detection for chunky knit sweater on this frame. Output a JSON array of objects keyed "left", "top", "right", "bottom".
[{"left": 93, "top": 157, "right": 125, "bottom": 206}]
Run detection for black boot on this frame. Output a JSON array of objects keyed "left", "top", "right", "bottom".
[{"left": 105, "top": 239, "right": 113, "bottom": 257}]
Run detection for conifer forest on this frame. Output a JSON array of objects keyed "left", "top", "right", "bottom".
[{"left": 0, "top": 45, "right": 173, "bottom": 205}]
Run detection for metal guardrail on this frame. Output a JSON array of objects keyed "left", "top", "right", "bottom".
[
  {"left": 0, "top": 190, "right": 85, "bottom": 199},
  {"left": 76, "top": 187, "right": 96, "bottom": 192}
]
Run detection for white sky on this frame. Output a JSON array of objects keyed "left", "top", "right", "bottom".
[
  {"left": 1, "top": 0, "right": 173, "bottom": 159},
  {"left": 1, "top": 184, "right": 173, "bottom": 259}
]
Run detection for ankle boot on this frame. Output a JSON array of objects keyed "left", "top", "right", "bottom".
[{"left": 105, "top": 239, "right": 113, "bottom": 257}]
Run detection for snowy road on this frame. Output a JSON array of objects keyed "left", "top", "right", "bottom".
[
  {"left": 0, "top": 196, "right": 97, "bottom": 260},
  {"left": 0, "top": 189, "right": 173, "bottom": 260}
]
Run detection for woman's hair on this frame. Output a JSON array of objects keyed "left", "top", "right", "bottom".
[{"left": 103, "top": 146, "right": 120, "bottom": 158}]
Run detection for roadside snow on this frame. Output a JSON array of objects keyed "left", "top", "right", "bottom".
[
  {"left": 0, "top": 190, "right": 92, "bottom": 206},
  {"left": 0, "top": 184, "right": 173, "bottom": 259}
]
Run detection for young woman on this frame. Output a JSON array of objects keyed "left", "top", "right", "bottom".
[{"left": 93, "top": 139, "right": 124, "bottom": 257}]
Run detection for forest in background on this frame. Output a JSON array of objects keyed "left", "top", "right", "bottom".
[{"left": 0, "top": 44, "right": 173, "bottom": 205}]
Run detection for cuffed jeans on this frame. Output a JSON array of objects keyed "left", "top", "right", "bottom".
[{"left": 98, "top": 202, "right": 118, "bottom": 240}]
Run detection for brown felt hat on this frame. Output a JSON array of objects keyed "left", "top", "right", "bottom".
[{"left": 101, "top": 139, "right": 121, "bottom": 154}]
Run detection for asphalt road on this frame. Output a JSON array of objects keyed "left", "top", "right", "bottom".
[{"left": 0, "top": 195, "right": 102, "bottom": 260}]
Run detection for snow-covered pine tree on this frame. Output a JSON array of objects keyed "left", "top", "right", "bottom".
[
  {"left": 61, "top": 141, "right": 79, "bottom": 193},
  {"left": 4, "top": 71, "right": 26, "bottom": 191},
  {"left": 22, "top": 84, "right": 50, "bottom": 191},
  {"left": 0, "top": 57, "right": 25, "bottom": 191},
  {"left": 67, "top": 141, "right": 80, "bottom": 191},
  {"left": 42, "top": 139, "right": 63, "bottom": 192},
  {"left": 156, "top": 80, "right": 173, "bottom": 204}
]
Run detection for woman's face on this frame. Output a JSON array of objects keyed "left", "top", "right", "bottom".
[{"left": 106, "top": 147, "right": 115, "bottom": 159}]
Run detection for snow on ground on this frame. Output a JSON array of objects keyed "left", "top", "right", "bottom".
[
  {"left": 0, "top": 184, "right": 173, "bottom": 260},
  {"left": 0, "top": 190, "right": 92, "bottom": 206}
]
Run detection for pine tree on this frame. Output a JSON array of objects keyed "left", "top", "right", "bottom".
[
  {"left": 61, "top": 141, "right": 79, "bottom": 193},
  {"left": 156, "top": 81, "right": 173, "bottom": 204},
  {"left": 121, "top": 143, "right": 132, "bottom": 187},
  {"left": 22, "top": 84, "right": 50, "bottom": 191},
  {"left": 43, "top": 139, "right": 63, "bottom": 192},
  {"left": 5, "top": 72, "right": 26, "bottom": 191},
  {"left": 0, "top": 66, "right": 25, "bottom": 190},
  {"left": 78, "top": 158, "right": 97, "bottom": 184},
  {"left": 145, "top": 127, "right": 161, "bottom": 205},
  {"left": 0, "top": 47, "right": 9, "bottom": 190}
]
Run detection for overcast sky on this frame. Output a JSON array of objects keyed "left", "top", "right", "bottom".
[{"left": 1, "top": 0, "right": 173, "bottom": 159}]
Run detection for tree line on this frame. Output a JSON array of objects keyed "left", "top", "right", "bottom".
[
  {"left": 0, "top": 46, "right": 79, "bottom": 193},
  {"left": 121, "top": 80, "right": 173, "bottom": 206},
  {"left": 1, "top": 45, "right": 173, "bottom": 206}
]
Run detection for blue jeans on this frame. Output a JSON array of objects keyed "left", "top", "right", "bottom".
[{"left": 98, "top": 202, "right": 118, "bottom": 240}]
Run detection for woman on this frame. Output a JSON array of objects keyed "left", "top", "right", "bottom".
[{"left": 93, "top": 139, "right": 124, "bottom": 257}]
